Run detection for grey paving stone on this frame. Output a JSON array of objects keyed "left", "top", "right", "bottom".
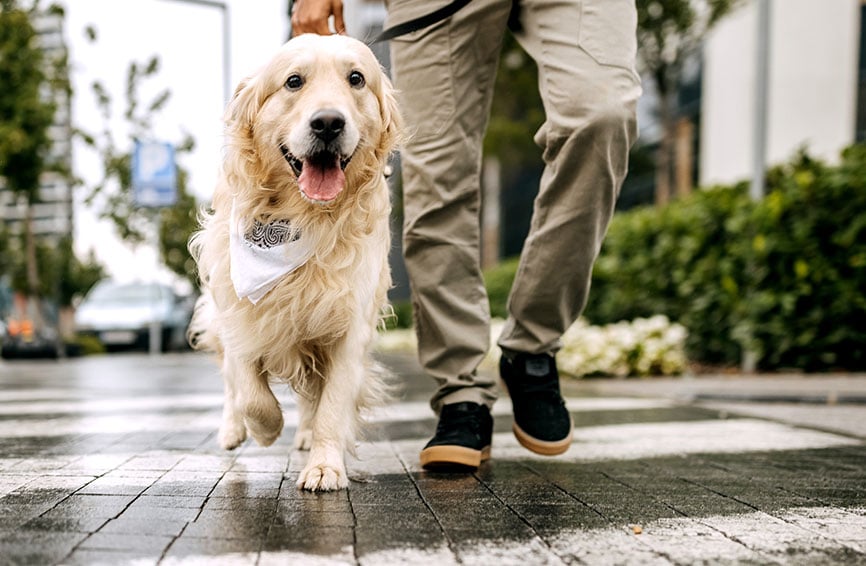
[
  {"left": 182, "top": 509, "right": 273, "bottom": 540},
  {"left": 78, "top": 531, "right": 175, "bottom": 553},
  {"left": 50, "top": 494, "right": 137, "bottom": 517},
  {"left": 0, "top": 502, "right": 56, "bottom": 525},
  {"left": 264, "top": 524, "right": 355, "bottom": 555},
  {"left": 162, "top": 536, "right": 261, "bottom": 562},
  {"left": 75, "top": 475, "right": 157, "bottom": 496},
  {"left": 0, "top": 531, "right": 89, "bottom": 566},
  {"left": 354, "top": 524, "right": 447, "bottom": 550},
  {"left": 210, "top": 471, "right": 282, "bottom": 498},
  {"left": 20, "top": 513, "right": 109, "bottom": 533},
  {"left": 62, "top": 548, "right": 161, "bottom": 566},
  {"left": 202, "top": 496, "right": 278, "bottom": 512},
  {"left": 99, "top": 514, "right": 190, "bottom": 537},
  {"left": 1, "top": 352, "right": 864, "bottom": 564}
]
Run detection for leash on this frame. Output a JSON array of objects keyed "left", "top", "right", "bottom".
[
  {"left": 289, "top": 0, "right": 520, "bottom": 43},
  {"left": 374, "top": 0, "right": 471, "bottom": 42}
]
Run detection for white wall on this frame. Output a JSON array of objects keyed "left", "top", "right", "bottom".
[{"left": 700, "top": 0, "right": 861, "bottom": 186}]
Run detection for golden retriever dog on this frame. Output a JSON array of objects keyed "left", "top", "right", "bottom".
[{"left": 188, "top": 34, "right": 401, "bottom": 491}]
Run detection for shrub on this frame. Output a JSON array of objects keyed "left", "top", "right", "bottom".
[
  {"left": 395, "top": 144, "right": 866, "bottom": 373},
  {"left": 484, "top": 257, "right": 520, "bottom": 320},
  {"left": 733, "top": 147, "right": 866, "bottom": 370},
  {"left": 586, "top": 183, "right": 750, "bottom": 365},
  {"left": 385, "top": 300, "right": 414, "bottom": 329},
  {"left": 481, "top": 146, "right": 866, "bottom": 371},
  {"left": 586, "top": 145, "right": 866, "bottom": 371}
]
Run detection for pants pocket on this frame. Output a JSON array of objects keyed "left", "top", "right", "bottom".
[
  {"left": 388, "top": 1, "right": 457, "bottom": 142},
  {"left": 578, "top": 0, "right": 638, "bottom": 71}
]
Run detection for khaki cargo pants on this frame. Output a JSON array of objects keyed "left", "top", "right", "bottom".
[{"left": 387, "top": 0, "right": 642, "bottom": 412}]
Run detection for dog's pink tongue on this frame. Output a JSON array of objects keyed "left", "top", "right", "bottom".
[{"left": 298, "top": 159, "right": 345, "bottom": 202}]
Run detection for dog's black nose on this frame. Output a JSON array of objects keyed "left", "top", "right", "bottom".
[{"left": 310, "top": 110, "right": 345, "bottom": 143}]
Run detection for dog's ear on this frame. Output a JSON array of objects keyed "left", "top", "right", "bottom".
[
  {"left": 377, "top": 74, "right": 404, "bottom": 157},
  {"left": 225, "top": 74, "right": 263, "bottom": 132}
]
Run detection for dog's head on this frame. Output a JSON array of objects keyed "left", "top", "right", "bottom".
[{"left": 224, "top": 34, "right": 401, "bottom": 207}]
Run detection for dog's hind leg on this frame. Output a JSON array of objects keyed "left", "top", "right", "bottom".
[{"left": 223, "top": 354, "right": 284, "bottom": 448}]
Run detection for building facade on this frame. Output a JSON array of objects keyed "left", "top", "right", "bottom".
[
  {"left": 0, "top": 8, "right": 74, "bottom": 245},
  {"left": 700, "top": 0, "right": 862, "bottom": 186}
]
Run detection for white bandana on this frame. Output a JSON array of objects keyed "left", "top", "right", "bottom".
[{"left": 229, "top": 201, "right": 314, "bottom": 304}]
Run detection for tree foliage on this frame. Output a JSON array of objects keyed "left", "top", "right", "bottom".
[
  {"left": 76, "top": 26, "right": 199, "bottom": 289},
  {"left": 0, "top": 0, "right": 54, "bottom": 202},
  {"left": 636, "top": 0, "right": 742, "bottom": 203},
  {"left": 0, "top": 2, "right": 105, "bottom": 308},
  {"left": 637, "top": 0, "right": 739, "bottom": 98},
  {"left": 9, "top": 235, "right": 105, "bottom": 304},
  {"left": 0, "top": 0, "right": 56, "bottom": 301}
]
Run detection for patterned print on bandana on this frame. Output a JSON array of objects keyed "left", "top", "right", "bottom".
[{"left": 244, "top": 218, "right": 300, "bottom": 249}]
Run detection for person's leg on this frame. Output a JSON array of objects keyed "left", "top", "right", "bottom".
[
  {"left": 388, "top": 0, "right": 512, "bottom": 414},
  {"left": 501, "top": 0, "right": 641, "bottom": 356},
  {"left": 498, "top": 0, "right": 642, "bottom": 454}
]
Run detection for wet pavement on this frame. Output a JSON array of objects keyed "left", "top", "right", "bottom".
[{"left": 0, "top": 351, "right": 864, "bottom": 565}]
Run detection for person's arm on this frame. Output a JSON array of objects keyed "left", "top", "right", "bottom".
[{"left": 291, "top": 0, "right": 345, "bottom": 36}]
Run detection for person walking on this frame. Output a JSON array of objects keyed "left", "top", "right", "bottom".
[{"left": 292, "top": 0, "right": 641, "bottom": 470}]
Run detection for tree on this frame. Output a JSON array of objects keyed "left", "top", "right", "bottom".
[
  {"left": 636, "top": 0, "right": 742, "bottom": 204},
  {"left": 76, "top": 26, "right": 199, "bottom": 289},
  {"left": 0, "top": 0, "right": 56, "bottom": 313},
  {"left": 1, "top": 3, "right": 105, "bottom": 318}
]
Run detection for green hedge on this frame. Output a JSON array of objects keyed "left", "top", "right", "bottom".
[
  {"left": 397, "top": 146, "right": 866, "bottom": 371},
  {"left": 584, "top": 145, "right": 866, "bottom": 371}
]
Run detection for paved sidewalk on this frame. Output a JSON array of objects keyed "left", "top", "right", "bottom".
[{"left": 0, "top": 352, "right": 864, "bottom": 565}]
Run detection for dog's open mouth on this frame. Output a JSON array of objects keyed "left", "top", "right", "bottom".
[{"left": 280, "top": 144, "right": 352, "bottom": 203}]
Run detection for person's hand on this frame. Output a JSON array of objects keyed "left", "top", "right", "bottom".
[{"left": 291, "top": 0, "right": 345, "bottom": 36}]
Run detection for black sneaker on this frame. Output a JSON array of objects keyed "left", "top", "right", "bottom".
[
  {"left": 500, "top": 352, "right": 573, "bottom": 455},
  {"left": 420, "top": 402, "right": 493, "bottom": 470}
]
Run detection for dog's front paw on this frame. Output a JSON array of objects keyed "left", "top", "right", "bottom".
[
  {"left": 293, "top": 429, "right": 313, "bottom": 451},
  {"left": 245, "top": 411, "right": 284, "bottom": 447},
  {"left": 242, "top": 398, "right": 284, "bottom": 447},
  {"left": 297, "top": 445, "right": 348, "bottom": 491},
  {"left": 218, "top": 421, "right": 247, "bottom": 450},
  {"left": 297, "top": 461, "right": 348, "bottom": 491},
  {"left": 218, "top": 408, "right": 247, "bottom": 450}
]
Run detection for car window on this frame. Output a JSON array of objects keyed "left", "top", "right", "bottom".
[{"left": 86, "top": 284, "right": 167, "bottom": 304}]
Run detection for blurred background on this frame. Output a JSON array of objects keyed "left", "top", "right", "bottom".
[{"left": 1, "top": 0, "right": 864, "bottom": 375}]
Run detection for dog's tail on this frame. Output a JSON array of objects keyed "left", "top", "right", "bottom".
[{"left": 186, "top": 290, "right": 220, "bottom": 352}]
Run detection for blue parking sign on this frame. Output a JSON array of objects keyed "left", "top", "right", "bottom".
[{"left": 132, "top": 140, "right": 177, "bottom": 208}]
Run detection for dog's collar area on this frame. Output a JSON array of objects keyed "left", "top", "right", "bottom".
[
  {"left": 244, "top": 217, "right": 300, "bottom": 249},
  {"left": 229, "top": 200, "right": 315, "bottom": 304},
  {"left": 279, "top": 143, "right": 352, "bottom": 178}
]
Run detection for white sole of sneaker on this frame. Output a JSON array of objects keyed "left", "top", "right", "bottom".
[
  {"left": 512, "top": 421, "right": 573, "bottom": 456},
  {"left": 420, "top": 444, "right": 491, "bottom": 470}
]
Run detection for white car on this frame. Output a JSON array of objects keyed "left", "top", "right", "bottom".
[{"left": 75, "top": 281, "right": 194, "bottom": 352}]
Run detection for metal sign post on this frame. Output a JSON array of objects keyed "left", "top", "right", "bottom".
[{"left": 132, "top": 140, "right": 177, "bottom": 354}]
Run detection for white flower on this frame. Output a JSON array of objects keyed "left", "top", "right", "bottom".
[{"left": 375, "top": 314, "right": 688, "bottom": 379}]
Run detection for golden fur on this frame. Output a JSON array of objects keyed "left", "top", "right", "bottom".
[{"left": 188, "top": 34, "right": 401, "bottom": 491}]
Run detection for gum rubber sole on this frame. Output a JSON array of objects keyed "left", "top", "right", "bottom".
[
  {"left": 420, "top": 444, "right": 491, "bottom": 470},
  {"left": 512, "top": 421, "right": 573, "bottom": 456}
]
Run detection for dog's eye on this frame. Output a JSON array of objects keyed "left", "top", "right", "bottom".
[
  {"left": 285, "top": 74, "right": 304, "bottom": 91},
  {"left": 348, "top": 70, "right": 365, "bottom": 88}
]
